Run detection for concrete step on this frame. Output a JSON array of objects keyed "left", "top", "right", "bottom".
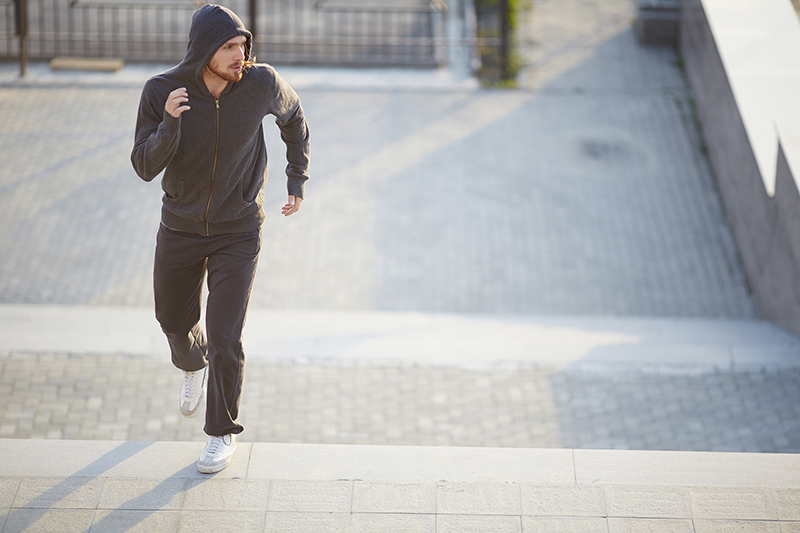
[
  {"left": 2, "top": 304, "right": 798, "bottom": 372},
  {"left": 1, "top": 439, "right": 799, "bottom": 532}
]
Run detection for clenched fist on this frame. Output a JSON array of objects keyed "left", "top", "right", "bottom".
[{"left": 165, "top": 87, "right": 190, "bottom": 118}]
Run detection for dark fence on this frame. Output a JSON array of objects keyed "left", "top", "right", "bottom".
[{"left": 0, "top": 0, "right": 448, "bottom": 67}]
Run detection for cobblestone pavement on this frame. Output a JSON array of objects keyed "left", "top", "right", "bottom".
[
  {"left": 2, "top": 352, "right": 799, "bottom": 453},
  {"left": 0, "top": 2, "right": 754, "bottom": 318},
  {"left": 0, "top": 0, "right": 794, "bottom": 455}
]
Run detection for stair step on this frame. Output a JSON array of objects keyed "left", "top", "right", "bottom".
[{"left": 1, "top": 305, "right": 798, "bottom": 371}]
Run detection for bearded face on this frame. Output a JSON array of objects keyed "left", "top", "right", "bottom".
[{"left": 206, "top": 36, "right": 246, "bottom": 84}]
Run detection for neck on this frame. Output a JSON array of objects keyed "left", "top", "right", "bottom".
[{"left": 202, "top": 68, "right": 228, "bottom": 99}]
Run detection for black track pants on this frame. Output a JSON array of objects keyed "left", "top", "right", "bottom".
[{"left": 153, "top": 224, "right": 261, "bottom": 437}]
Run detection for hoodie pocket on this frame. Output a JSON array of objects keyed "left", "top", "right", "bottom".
[{"left": 163, "top": 179, "right": 185, "bottom": 201}]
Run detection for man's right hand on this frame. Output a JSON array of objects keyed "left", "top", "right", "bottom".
[{"left": 165, "top": 88, "right": 190, "bottom": 118}]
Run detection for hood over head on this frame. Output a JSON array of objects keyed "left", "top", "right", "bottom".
[{"left": 183, "top": 4, "right": 252, "bottom": 81}]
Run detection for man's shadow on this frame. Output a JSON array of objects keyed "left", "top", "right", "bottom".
[{"left": 6, "top": 441, "right": 211, "bottom": 532}]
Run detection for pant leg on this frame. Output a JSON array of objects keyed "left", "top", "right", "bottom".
[
  {"left": 153, "top": 225, "right": 209, "bottom": 372},
  {"left": 203, "top": 227, "right": 262, "bottom": 437}
]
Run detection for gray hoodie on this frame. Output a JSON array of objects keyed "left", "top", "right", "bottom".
[{"left": 131, "top": 4, "right": 310, "bottom": 237}]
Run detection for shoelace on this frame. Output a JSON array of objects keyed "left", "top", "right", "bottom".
[
  {"left": 204, "top": 436, "right": 224, "bottom": 456},
  {"left": 183, "top": 371, "right": 199, "bottom": 400}
]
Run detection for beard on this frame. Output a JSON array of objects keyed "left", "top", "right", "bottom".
[{"left": 207, "top": 61, "right": 243, "bottom": 83}]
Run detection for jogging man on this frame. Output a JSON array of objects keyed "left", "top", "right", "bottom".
[{"left": 131, "top": 4, "right": 310, "bottom": 473}]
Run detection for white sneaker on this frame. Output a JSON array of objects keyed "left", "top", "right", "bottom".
[
  {"left": 180, "top": 367, "right": 207, "bottom": 418},
  {"left": 197, "top": 434, "right": 236, "bottom": 474}
]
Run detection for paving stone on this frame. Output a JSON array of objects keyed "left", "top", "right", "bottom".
[
  {"left": 604, "top": 485, "right": 690, "bottom": 519},
  {"left": 263, "top": 512, "right": 349, "bottom": 533},
  {"left": 176, "top": 510, "right": 265, "bottom": 533},
  {"left": 521, "top": 485, "right": 605, "bottom": 517},
  {"left": 349, "top": 513, "right": 436, "bottom": 533},
  {"left": 352, "top": 481, "right": 436, "bottom": 514},
  {"left": 182, "top": 479, "right": 270, "bottom": 511},
  {"left": 12, "top": 476, "right": 104, "bottom": 510},
  {"left": 522, "top": 516, "right": 609, "bottom": 533},
  {"left": 89, "top": 510, "right": 181, "bottom": 533},
  {"left": 773, "top": 489, "right": 800, "bottom": 521},
  {"left": 436, "top": 514, "right": 522, "bottom": 533},
  {"left": 0, "top": 479, "right": 18, "bottom": 510},
  {"left": 607, "top": 518, "right": 694, "bottom": 533},
  {"left": 267, "top": 480, "right": 352, "bottom": 513},
  {"left": 437, "top": 482, "right": 521, "bottom": 516},
  {"left": 693, "top": 520, "right": 781, "bottom": 533},
  {"left": 2, "top": 352, "right": 800, "bottom": 452},
  {"left": 2, "top": 508, "right": 95, "bottom": 533},
  {"left": 96, "top": 477, "right": 188, "bottom": 511},
  {"left": 689, "top": 487, "right": 776, "bottom": 520}
]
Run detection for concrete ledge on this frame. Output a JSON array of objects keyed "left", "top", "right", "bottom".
[
  {"left": 680, "top": 0, "right": 800, "bottom": 338},
  {"left": 1, "top": 305, "right": 798, "bottom": 372},
  {"left": 1, "top": 439, "right": 799, "bottom": 532},
  {"left": 3, "top": 439, "right": 799, "bottom": 487}
]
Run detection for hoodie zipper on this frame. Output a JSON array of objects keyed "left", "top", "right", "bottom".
[{"left": 204, "top": 97, "right": 220, "bottom": 237}]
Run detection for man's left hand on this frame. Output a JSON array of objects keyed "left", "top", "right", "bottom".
[{"left": 282, "top": 195, "right": 302, "bottom": 216}]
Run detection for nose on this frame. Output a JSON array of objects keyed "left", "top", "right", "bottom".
[{"left": 236, "top": 45, "right": 245, "bottom": 61}]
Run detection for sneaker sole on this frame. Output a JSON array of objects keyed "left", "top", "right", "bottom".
[{"left": 197, "top": 456, "right": 232, "bottom": 474}]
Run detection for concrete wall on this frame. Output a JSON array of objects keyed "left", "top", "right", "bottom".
[{"left": 680, "top": 0, "right": 800, "bottom": 337}]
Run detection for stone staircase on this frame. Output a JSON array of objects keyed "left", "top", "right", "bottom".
[
  {"left": 1, "top": 423, "right": 799, "bottom": 531},
  {"left": 2, "top": 306, "right": 800, "bottom": 531}
]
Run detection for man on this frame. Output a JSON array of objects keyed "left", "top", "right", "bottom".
[{"left": 131, "top": 4, "right": 310, "bottom": 473}]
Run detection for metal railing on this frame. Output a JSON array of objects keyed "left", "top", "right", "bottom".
[{"left": 0, "top": 0, "right": 448, "bottom": 67}]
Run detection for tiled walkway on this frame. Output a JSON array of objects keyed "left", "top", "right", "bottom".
[
  {"left": 3, "top": 349, "right": 800, "bottom": 453},
  {"left": 2, "top": 440, "right": 799, "bottom": 533}
]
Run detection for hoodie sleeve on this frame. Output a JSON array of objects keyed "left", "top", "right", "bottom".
[
  {"left": 130, "top": 81, "right": 182, "bottom": 183},
  {"left": 268, "top": 71, "right": 311, "bottom": 199}
]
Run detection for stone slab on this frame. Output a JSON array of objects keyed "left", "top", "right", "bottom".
[
  {"left": 436, "top": 514, "right": 522, "bottom": 533},
  {"left": 12, "top": 476, "right": 104, "bottom": 509},
  {"left": 5, "top": 439, "right": 800, "bottom": 492},
  {"left": 247, "top": 443, "right": 575, "bottom": 484},
  {"left": 267, "top": 480, "right": 352, "bottom": 513},
  {"left": 524, "top": 517, "right": 609, "bottom": 533},
  {"left": 349, "top": 513, "right": 436, "bottom": 533},
  {"left": 351, "top": 481, "right": 436, "bottom": 514},
  {"left": 521, "top": 485, "right": 606, "bottom": 517},
  {"left": 693, "top": 520, "right": 781, "bottom": 533},
  {"left": 607, "top": 518, "right": 694, "bottom": 533},
  {"left": 182, "top": 478, "right": 270, "bottom": 511},
  {"left": 90, "top": 510, "right": 181, "bottom": 533},
  {"left": 0, "top": 440, "right": 250, "bottom": 479},
  {"left": 574, "top": 449, "right": 800, "bottom": 487},
  {"left": 689, "top": 487, "right": 776, "bottom": 520},
  {"left": 263, "top": 512, "right": 349, "bottom": 533},
  {"left": 176, "top": 510, "right": 265, "bottom": 533},
  {"left": 1, "top": 305, "right": 797, "bottom": 371},
  {"left": 96, "top": 477, "right": 188, "bottom": 511},
  {"left": 2, "top": 508, "right": 95, "bottom": 533},
  {"left": 437, "top": 482, "right": 521, "bottom": 515},
  {"left": 604, "top": 485, "right": 691, "bottom": 519},
  {"left": 774, "top": 489, "right": 800, "bottom": 521}
]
